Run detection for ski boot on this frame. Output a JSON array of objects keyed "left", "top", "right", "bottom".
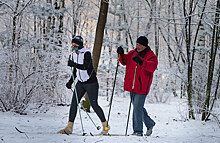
[
  {"left": 100, "top": 121, "right": 110, "bottom": 135},
  {"left": 145, "top": 123, "right": 155, "bottom": 136},
  {"left": 57, "top": 121, "right": 73, "bottom": 134}
]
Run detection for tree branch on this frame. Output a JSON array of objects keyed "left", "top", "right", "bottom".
[
  {"left": 0, "top": 97, "right": 8, "bottom": 112},
  {"left": 0, "top": 1, "right": 14, "bottom": 11},
  {"left": 14, "top": 0, "right": 33, "bottom": 17}
]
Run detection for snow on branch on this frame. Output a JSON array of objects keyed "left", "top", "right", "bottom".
[
  {"left": 14, "top": 0, "right": 34, "bottom": 17},
  {"left": 0, "top": 1, "right": 14, "bottom": 11}
]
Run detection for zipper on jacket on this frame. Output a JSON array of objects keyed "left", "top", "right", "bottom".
[
  {"left": 139, "top": 76, "right": 142, "bottom": 90},
  {"left": 146, "top": 72, "right": 152, "bottom": 95}
]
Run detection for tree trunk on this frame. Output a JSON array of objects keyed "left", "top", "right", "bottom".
[
  {"left": 121, "top": 0, "right": 134, "bottom": 50},
  {"left": 57, "top": 0, "right": 65, "bottom": 47},
  {"left": 205, "top": 63, "right": 220, "bottom": 120},
  {"left": 167, "top": 0, "right": 171, "bottom": 67},
  {"left": 183, "top": 0, "right": 195, "bottom": 119},
  {"left": 12, "top": 0, "right": 20, "bottom": 105},
  {"left": 201, "top": 0, "right": 220, "bottom": 120},
  {"left": 92, "top": 0, "right": 109, "bottom": 72},
  {"left": 137, "top": 2, "right": 140, "bottom": 37},
  {"left": 154, "top": 0, "right": 159, "bottom": 57},
  {"left": 83, "top": 0, "right": 109, "bottom": 112}
]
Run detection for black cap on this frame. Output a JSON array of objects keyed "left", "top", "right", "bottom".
[
  {"left": 72, "top": 36, "right": 83, "bottom": 48},
  {"left": 136, "top": 36, "right": 148, "bottom": 47}
]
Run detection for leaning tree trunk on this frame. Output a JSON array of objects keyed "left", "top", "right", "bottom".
[
  {"left": 93, "top": 0, "right": 109, "bottom": 71},
  {"left": 83, "top": 0, "right": 109, "bottom": 112}
]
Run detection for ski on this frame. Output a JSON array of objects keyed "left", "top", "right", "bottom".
[
  {"left": 89, "top": 133, "right": 128, "bottom": 136},
  {"left": 15, "top": 127, "right": 128, "bottom": 137},
  {"left": 71, "top": 133, "right": 127, "bottom": 136},
  {"left": 15, "top": 127, "right": 29, "bottom": 138}
]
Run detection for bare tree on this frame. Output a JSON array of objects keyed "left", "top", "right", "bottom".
[
  {"left": 202, "top": 0, "right": 220, "bottom": 121},
  {"left": 183, "top": 0, "right": 208, "bottom": 119}
]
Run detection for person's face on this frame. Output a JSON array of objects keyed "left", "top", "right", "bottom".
[
  {"left": 72, "top": 43, "right": 79, "bottom": 47},
  {"left": 72, "top": 43, "right": 80, "bottom": 51},
  {"left": 136, "top": 43, "right": 146, "bottom": 52}
]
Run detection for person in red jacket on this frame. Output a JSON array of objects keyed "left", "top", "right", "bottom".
[{"left": 117, "top": 36, "right": 158, "bottom": 136}]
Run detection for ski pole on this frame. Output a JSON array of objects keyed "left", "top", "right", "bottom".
[
  {"left": 125, "top": 63, "right": 138, "bottom": 136},
  {"left": 70, "top": 68, "right": 101, "bottom": 131},
  {"left": 70, "top": 88, "right": 101, "bottom": 130},
  {"left": 70, "top": 67, "right": 86, "bottom": 136},
  {"left": 106, "top": 55, "right": 120, "bottom": 127}
]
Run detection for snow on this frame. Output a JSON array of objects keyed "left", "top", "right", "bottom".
[{"left": 0, "top": 96, "right": 219, "bottom": 143}]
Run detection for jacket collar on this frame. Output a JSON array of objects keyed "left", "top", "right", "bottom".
[
  {"left": 78, "top": 46, "right": 87, "bottom": 53},
  {"left": 72, "top": 46, "right": 88, "bottom": 55},
  {"left": 135, "top": 46, "right": 151, "bottom": 58}
]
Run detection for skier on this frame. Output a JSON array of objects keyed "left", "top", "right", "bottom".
[
  {"left": 117, "top": 36, "right": 158, "bottom": 136},
  {"left": 57, "top": 36, "right": 110, "bottom": 135}
]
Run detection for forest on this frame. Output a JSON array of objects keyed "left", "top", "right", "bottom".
[{"left": 0, "top": 0, "right": 219, "bottom": 125}]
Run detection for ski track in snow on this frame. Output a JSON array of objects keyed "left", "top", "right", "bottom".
[{"left": 0, "top": 96, "right": 220, "bottom": 143}]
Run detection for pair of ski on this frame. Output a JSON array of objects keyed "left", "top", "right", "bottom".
[
  {"left": 72, "top": 132, "right": 128, "bottom": 136},
  {"left": 15, "top": 127, "right": 125, "bottom": 136},
  {"left": 16, "top": 127, "right": 160, "bottom": 137}
]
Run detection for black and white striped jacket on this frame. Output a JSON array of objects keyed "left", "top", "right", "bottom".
[{"left": 69, "top": 46, "right": 97, "bottom": 84}]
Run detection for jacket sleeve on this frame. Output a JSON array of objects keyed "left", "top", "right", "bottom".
[
  {"left": 142, "top": 54, "right": 158, "bottom": 72},
  {"left": 119, "top": 50, "right": 135, "bottom": 65},
  {"left": 68, "top": 68, "right": 77, "bottom": 84},
  {"left": 118, "top": 54, "right": 127, "bottom": 65}
]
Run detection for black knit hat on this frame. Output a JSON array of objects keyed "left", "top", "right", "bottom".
[
  {"left": 72, "top": 36, "right": 83, "bottom": 48},
  {"left": 136, "top": 36, "right": 148, "bottom": 47}
]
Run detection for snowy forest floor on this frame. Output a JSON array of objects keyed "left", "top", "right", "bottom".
[{"left": 0, "top": 96, "right": 220, "bottom": 143}]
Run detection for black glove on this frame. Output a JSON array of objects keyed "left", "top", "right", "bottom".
[
  {"left": 66, "top": 77, "right": 73, "bottom": 89},
  {"left": 117, "top": 46, "right": 124, "bottom": 54},
  {"left": 132, "top": 56, "right": 143, "bottom": 66},
  {"left": 66, "top": 82, "right": 72, "bottom": 89},
  {"left": 67, "top": 59, "right": 77, "bottom": 67}
]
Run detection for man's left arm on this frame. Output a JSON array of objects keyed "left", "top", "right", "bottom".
[{"left": 142, "top": 55, "right": 158, "bottom": 72}]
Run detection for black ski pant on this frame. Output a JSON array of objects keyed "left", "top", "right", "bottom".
[{"left": 69, "top": 81, "right": 106, "bottom": 122}]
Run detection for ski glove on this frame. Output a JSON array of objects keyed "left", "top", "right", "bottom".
[
  {"left": 66, "top": 82, "right": 72, "bottom": 89},
  {"left": 67, "top": 59, "right": 77, "bottom": 67},
  {"left": 66, "top": 77, "right": 73, "bottom": 89},
  {"left": 132, "top": 56, "right": 143, "bottom": 66},
  {"left": 117, "top": 46, "right": 124, "bottom": 55}
]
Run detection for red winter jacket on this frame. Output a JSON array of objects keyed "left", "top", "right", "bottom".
[{"left": 119, "top": 47, "right": 158, "bottom": 95}]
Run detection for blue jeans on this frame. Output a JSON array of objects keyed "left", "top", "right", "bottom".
[{"left": 130, "top": 92, "right": 155, "bottom": 134}]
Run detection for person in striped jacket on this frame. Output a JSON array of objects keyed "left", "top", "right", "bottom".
[{"left": 57, "top": 36, "right": 109, "bottom": 135}]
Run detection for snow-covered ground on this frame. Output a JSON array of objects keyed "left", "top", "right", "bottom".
[{"left": 0, "top": 96, "right": 219, "bottom": 143}]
